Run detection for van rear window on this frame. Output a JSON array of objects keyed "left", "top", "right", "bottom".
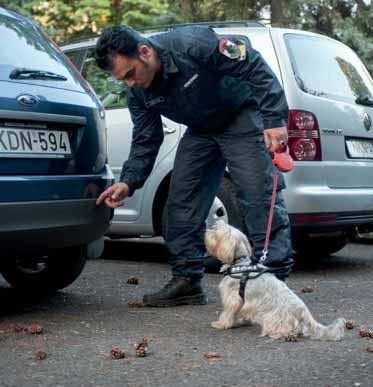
[{"left": 285, "top": 34, "right": 373, "bottom": 102}]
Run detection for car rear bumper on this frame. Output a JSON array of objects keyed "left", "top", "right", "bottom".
[
  {"left": 0, "top": 198, "right": 113, "bottom": 256},
  {"left": 284, "top": 163, "right": 373, "bottom": 233},
  {"left": 0, "top": 164, "right": 114, "bottom": 202},
  {"left": 0, "top": 165, "right": 114, "bottom": 255},
  {"left": 289, "top": 210, "right": 373, "bottom": 233},
  {"left": 285, "top": 163, "right": 373, "bottom": 208}
]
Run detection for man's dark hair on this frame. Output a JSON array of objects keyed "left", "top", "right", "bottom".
[{"left": 95, "top": 25, "right": 147, "bottom": 71}]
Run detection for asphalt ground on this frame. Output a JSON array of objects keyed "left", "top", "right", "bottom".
[{"left": 0, "top": 239, "right": 373, "bottom": 387}]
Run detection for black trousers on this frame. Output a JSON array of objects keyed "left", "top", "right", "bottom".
[{"left": 164, "top": 108, "right": 294, "bottom": 280}]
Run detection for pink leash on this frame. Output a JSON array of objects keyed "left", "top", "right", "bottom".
[{"left": 259, "top": 147, "right": 294, "bottom": 263}]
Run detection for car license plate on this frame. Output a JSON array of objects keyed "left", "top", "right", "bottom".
[
  {"left": 346, "top": 138, "right": 373, "bottom": 159},
  {"left": 0, "top": 127, "right": 71, "bottom": 158}
]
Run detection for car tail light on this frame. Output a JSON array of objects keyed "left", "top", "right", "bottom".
[{"left": 287, "top": 110, "right": 322, "bottom": 161}]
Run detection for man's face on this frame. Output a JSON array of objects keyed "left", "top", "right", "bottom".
[{"left": 111, "top": 46, "right": 159, "bottom": 89}]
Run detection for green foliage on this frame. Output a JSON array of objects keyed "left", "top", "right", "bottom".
[
  {"left": 0, "top": 0, "right": 34, "bottom": 17},
  {"left": 167, "top": 0, "right": 268, "bottom": 22},
  {"left": 2, "top": 0, "right": 371, "bottom": 74},
  {"left": 122, "top": 0, "right": 169, "bottom": 28},
  {"left": 23, "top": 0, "right": 169, "bottom": 43}
]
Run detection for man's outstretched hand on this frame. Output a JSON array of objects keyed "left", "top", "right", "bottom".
[{"left": 96, "top": 182, "right": 130, "bottom": 208}]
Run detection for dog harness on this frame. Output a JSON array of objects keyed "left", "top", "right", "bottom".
[{"left": 223, "top": 257, "right": 286, "bottom": 300}]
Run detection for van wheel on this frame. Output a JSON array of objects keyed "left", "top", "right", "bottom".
[
  {"left": 161, "top": 177, "right": 245, "bottom": 272},
  {"left": 293, "top": 233, "right": 348, "bottom": 258},
  {"left": 0, "top": 245, "right": 86, "bottom": 293}
]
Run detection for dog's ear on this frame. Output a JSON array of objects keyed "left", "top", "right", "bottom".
[
  {"left": 204, "top": 230, "right": 217, "bottom": 256},
  {"left": 232, "top": 227, "right": 252, "bottom": 258},
  {"left": 215, "top": 231, "right": 236, "bottom": 264},
  {"left": 243, "top": 237, "right": 252, "bottom": 257}
]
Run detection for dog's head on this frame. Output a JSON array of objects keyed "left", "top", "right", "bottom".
[{"left": 204, "top": 220, "right": 252, "bottom": 265}]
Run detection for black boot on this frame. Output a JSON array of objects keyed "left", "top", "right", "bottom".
[{"left": 143, "top": 277, "right": 207, "bottom": 307}]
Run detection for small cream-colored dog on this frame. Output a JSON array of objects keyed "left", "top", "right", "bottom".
[{"left": 205, "top": 220, "right": 345, "bottom": 340}]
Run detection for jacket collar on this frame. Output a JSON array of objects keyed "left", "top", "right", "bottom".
[{"left": 148, "top": 37, "right": 179, "bottom": 79}]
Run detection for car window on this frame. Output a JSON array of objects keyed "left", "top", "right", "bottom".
[
  {"left": 285, "top": 33, "right": 373, "bottom": 102},
  {"left": 0, "top": 12, "right": 81, "bottom": 89},
  {"left": 64, "top": 50, "right": 81, "bottom": 66},
  {"left": 82, "top": 48, "right": 127, "bottom": 109}
]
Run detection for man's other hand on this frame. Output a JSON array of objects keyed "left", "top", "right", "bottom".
[
  {"left": 96, "top": 182, "right": 130, "bottom": 208},
  {"left": 264, "top": 126, "right": 288, "bottom": 152}
]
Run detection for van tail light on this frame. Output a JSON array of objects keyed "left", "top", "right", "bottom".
[{"left": 287, "top": 110, "right": 322, "bottom": 161}]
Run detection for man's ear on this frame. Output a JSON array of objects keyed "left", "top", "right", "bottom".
[{"left": 138, "top": 44, "right": 152, "bottom": 60}]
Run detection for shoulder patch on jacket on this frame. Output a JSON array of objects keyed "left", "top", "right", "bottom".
[{"left": 219, "top": 38, "right": 246, "bottom": 61}]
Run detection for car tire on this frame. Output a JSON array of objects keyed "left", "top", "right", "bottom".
[
  {"left": 0, "top": 245, "right": 86, "bottom": 293},
  {"left": 293, "top": 233, "right": 348, "bottom": 258},
  {"left": 161, "top": 177, "right": 245, "bottom": 273}
]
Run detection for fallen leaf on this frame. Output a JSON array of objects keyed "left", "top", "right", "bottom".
[
  {"left": 203, "top": 351, "right": 222, "bottom": 360},
  {"left": 301, "top": 287, "right": 314, "bottom": 293},
  {"left": 128, "top": 301, "right": 144, "bottom": 308},
  {"left": 13, "top": 324, "right": 24, "bottom": 333}
]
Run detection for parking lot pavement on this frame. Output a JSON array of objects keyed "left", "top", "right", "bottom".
[{"left": 1, "top": 240, "right": 373, "bottom": 387}]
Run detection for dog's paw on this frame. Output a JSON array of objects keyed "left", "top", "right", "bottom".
[{"left": 211, "top": 321, "right": 227, "bottom": 330}]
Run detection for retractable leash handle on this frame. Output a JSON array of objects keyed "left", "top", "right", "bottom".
[
  {"left": 260, "top": 146, "right": 294, "bottom": 264},
  {"left": 270, "top": 146, "right": 294, "bottom": 173}
]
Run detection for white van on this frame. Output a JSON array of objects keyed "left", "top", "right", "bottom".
[{"left": 62, "top": 21, "right": 373, "bottom": 258}]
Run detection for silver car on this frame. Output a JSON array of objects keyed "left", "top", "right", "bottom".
[{"left": 62, "top": 21, "right": 373, "bottom": 257}]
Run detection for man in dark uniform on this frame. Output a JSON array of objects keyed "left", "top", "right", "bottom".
[{"left": 95, "top": 25, "right": 294, "bottom": 307}]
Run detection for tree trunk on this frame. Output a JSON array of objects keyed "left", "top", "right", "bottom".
[
  {"left": 271, "top": 0, "right": 284, "bottom": 26},
  {"left": 110, "top": 0, "right": 124, "bottom": 25}
]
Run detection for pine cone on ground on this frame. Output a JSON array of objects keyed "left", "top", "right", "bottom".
[
  {"left": 285, "top": 334, "right": 298, "bottom": 342},
  {"left": 127, "top": 277, "right": 139, "bottom": 285},
  {"left": 345, "top": 320, "right": 355, "bottom": 330},
  {"left": 35, "top": 350, "right": 47, "bottom": 360},
  {"left": 134, "top": 337, "right": 148, "bottom": 357},
  {"left": 27, "top": 324, "right": 43, "bottom": 335},
  {"left": 128, "top": 301, "right": 144, "bottom": 308},
  {"left": 359, "top": 327, "right": 373, "bottom": 338},
  {"left": 110, "top": 347, "right": 125, "bottom": 360}
]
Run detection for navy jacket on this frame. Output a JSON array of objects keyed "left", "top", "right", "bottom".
[{"left": 121, "top": 26, "right": 288, "bottom": 194}]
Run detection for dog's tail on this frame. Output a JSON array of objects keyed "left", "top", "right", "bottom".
[{"left": 302, "top": 309, "right": 345, "bottom": 341}]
